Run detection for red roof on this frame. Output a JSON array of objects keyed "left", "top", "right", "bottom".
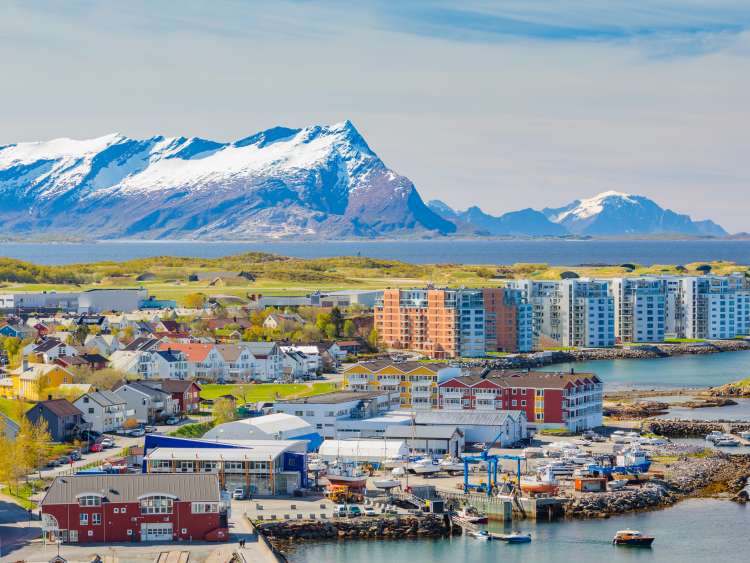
[{"left": 158, "top": 342, "right": 214, "bottom": 362}]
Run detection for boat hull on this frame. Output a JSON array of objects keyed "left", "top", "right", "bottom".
[
  {"left": 613, "top": 538, "right": 655, "bottom": 547},
  {"left": 326, "top": 476, "right": 368, "bottom": 488}
]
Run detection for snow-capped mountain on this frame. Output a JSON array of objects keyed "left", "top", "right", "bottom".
[
  {"left": 428, "top": 201, "right": 567, "bottom": 236},
  {"left": 543, "top": 191, "right": 726, "bottom": 236},
  {"left": 0, "top": 121, "right": 455, "bottom": 239}
]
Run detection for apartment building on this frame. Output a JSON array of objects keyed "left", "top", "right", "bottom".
[
  {"left": 437, "top": 369, "right": 603, "bottom": 432},
  {"left": 375, "top": 287, "right": 534, "bottom": 359},
  {"left": 342, "top": 361, "right": 460, "bottom": 410},
  {"left": 611, "top": 277, "right": 666, "bottom": 343}
]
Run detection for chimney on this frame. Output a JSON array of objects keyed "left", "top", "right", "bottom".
[{"left": 22, "top": 355, "right": 29, "bottom": 372}]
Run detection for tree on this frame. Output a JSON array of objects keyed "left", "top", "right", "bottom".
[
  {"left": 367, "top": 328, "right": 379, "bottom": 351},
  {"left": 323, "top": 323, "right": 337, "bottom": 339},
  {"left": 184, "top": 292, "right": 207, "bottom": 309},
  {"left": 73, "top": 323, "right": 90, "bottom": 345},
  {"left": 329, "top": 307, "right": 344, "bottom": 336},
  {"left": 342, "top": 320, "right": 357, "bottom": 337},
  {"left": 213, "top": 398, "right": 236, "bottom": 425},
  {"left": 71, "top": 367, "right": 127, "bottom": 389}
]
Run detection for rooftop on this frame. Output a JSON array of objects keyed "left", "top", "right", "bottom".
[{"left": 280, "top": 390, "right": 390, "bottom": 404}]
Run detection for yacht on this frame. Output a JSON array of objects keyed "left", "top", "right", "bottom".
[
  {"left": 706, "top": 431, "right": 724, "bottom": 442},
  {"left": 373, "top": 478, "right": 401, "bottom": 491},
  {"left": 307, "top": 459, "right": 327, "bottom": 472}
]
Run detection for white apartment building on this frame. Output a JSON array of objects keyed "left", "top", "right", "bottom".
[{"left": 611, "top": 278, "right": 666, "bottom": 343}]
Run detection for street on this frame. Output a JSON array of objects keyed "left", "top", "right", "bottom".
[{"left": 0, "top": 494, "right": 41, "bottom": 559}]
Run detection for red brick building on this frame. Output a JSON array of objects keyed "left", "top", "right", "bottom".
[
  {"left": 437, "top": 370, "right": 603, "bottom": 432},
  {"left": 40, "top": 474, "right": 227, "bottom": 544}
]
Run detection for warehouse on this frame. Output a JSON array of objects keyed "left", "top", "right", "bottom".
[
  {"left": 394, "top": 410, "right": 528, "bottom": 446},
  {"left": 384, "top": 425, "right": 464, "bottom": 457},
  {"left": 318, "top": 439, "right": 408, "bottom": 464},
  {"left": 203, "top": 413, "right": 323, "bottom": 451},
  {"left": 142, "top": 434, "right": 308, "bottom": 495}
]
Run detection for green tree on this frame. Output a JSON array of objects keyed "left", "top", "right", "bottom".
[
  {"left": 367, "top": 328, "right": 379, "bottom": 351},
  {"left": 184, "top": 292, "right": 207, "bottom": 309},
  {"left": 342, "top": 320, "right": 357, "bottom": 337},
  {"left": 213, "top": 398, "right": 236, "bottom": 425},
  {"left": 329, "top": 307, "right": 344, "bottom": 336}
]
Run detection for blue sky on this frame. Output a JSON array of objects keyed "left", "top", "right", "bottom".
[{"left": 2, "top": 1, "right": 749, "bottom": 231}]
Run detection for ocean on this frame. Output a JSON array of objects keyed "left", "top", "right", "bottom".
[{"left": 1, "top": 239, "right": 750, "bottom": 265}]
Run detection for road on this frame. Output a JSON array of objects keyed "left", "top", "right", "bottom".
[{"left": 0, "top": 493, "right": 41, "bottom": 559}]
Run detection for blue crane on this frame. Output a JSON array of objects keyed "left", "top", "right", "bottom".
[{"left": 461, "top": 430, "right": 524, "bottom": 496}]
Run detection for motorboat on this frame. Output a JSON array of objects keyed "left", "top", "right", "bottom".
[
  {"left": 644, "top": 437, "right": 668, "bottom": 446},
  {"left": 391, "top": 467, "right": 406, "bottom": 477},
  {"left": 308, "top": 459, "right": 327, "bottom": 472},
  {"left": 455, "top": 506, "right": 489, "bottom": 524},
  {"left": 469, "top": 530, "right": 492, "bottom": 541},
  {"left": 715, "top": 437, "right": 740, "bottom": 447},
  {"left": 614, "top": 448, "right": 651, "bottom": 473},
  {"left": 383, "top": 455, "right": 408, "bottom": 469},
  {"left": 520, "top": 467, "right": 559, "bottom": 494},
  {"left": 439, "top": 458, "right": 465, "bottom": 473},
  {"left": 705, "top": 431, "right": 724, "bottom": 442},
  {"left": 740, "top": 431, "right": 750, "bottom": 440},
  {"left": 612, "top": 530, "right": 655, "bottom": 547},
  {"left": 522, "top": 447, "right": 544, "bottom": 459},
  {"left": 538, "top": 461, "right": 576, "bottom": 477},
  {"left": 494, "top": 532, "right": 532, "bottom": 543},
  {"left": 408, "top": 458, "right": 441, "bottom": 475},
  {"left": 373, "top": 478, "right": 401, "bottom": 491}
]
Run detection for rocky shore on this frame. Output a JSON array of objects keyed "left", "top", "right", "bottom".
[
  {"left": 707, "top": 379, "right": 750, "bottom": 398},
  {"left": 475, "top": 339, "right": 750, "bottom": 370},
  {"left": 645, "top": 419, "right": 750, "bottom": 437},
  {"left": 257, "top": 515, "right": 458, "bottom": 553},
  {"left": 604, "top": 401, "right": 670, "bottom": 419},
  {"left": 567, "top": 452, "right": 750, "bottom": 518}
]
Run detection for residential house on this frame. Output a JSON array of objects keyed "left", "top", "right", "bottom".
[
  {"left": 142, "top": 379, "right": 202, "bottom": 415},
  {"left": 282, "top": 349, "right": 309, "bottom": 380},
  {"left": 11, "top": 361, "right": 75, "bottom": 401},
  {"left": 75, "top": 315, "right": 110, "bottom": 333},
  {"left": 26, "top": 399, "right": 88, "bottom": 442},
  {"left": 242, "top": 342, "right": 284, "bottom": 382},
  {"left": 74, "top": 391, "right": 127, "bottom": 433},
  {"left": 109, "top": 350, "right": 159, "bottom": 380},
  {"left": 112, "top": 381, "right": 178, "bottom": 423},
  {"left": 0, "top": 322, "right": 35, "bottom": 339},
  {"left": 123, "top": 336, "right": 162, "bottom": 352},
  {"left": 153, "top": 349, "right": 189, "bottom": 380},
  {"left": 157, "top": 342, "right": 225, "bottom": 381},
  {"left": 215, "top": 344, "right": 254, "bottom": 381},
  {"left": 335, "top": 340, "right": 363, "bottom": 357},
  {"left": 262, "top": 313, "right": 305, "bottom": 330},
  {"left": 280, "top": 345, "right": 322, "bottom": 375},
  {"left": 26, "top": 338, "right": 79, "bottom": 363},
  {"left": 84, "top": 334, "right": 122, "bottom": 356}
]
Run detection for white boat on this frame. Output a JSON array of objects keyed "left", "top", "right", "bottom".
[
  {"left": 520, "top": 467, "right": 559, "bottom": 494},
  {"left": 456, "top": 506, "right": 488, "bottom": 524},
  {"left": 439, "top": 458, "right": 465, "bottom": 473},
  {"left": 408, "top": 458, "right": 441, "bottom": 475},
  {"left": 391, "top": 467, "right": 406, "bottom": 477},
  {"left": 373, "top": 478, "right": 401, "bottom": 490},
  {"left": 705, "top": 431, "right": 724, "bottom": 442},
  {"left": 325, "top": 463, "right": 368, "bottom": 489},
  {"left": 522, "top": 447, "right": 544, "bottom": 459},
  {"left": 608, "top": 479, "right": 628, "bottom": 491},
  {"left": 715, "top": 437, "right": 740, "bottom": 447},
  {"left": 469, "top": 530, "right": 492, "bottom": 541},
  {"left": 308, "top": 459, "right": 327, "bottom": 472},
  {"left": 740, "top": 431, "right": 750, "bottom": 440},
  {"left": 383, "top": 455, "right": 408, "bottom": 469}
]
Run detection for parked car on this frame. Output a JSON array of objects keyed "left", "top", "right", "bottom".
[
  {"left": 165, "top": 416, "right": 180, "bottom": 425},
  {"left": 347, "top": 506, "right": 362, "bottom": 518},
  {"left": 69, "top": 449, "right": 82, "bottom": 461},
  {"left": 128, "top": 428, "right": 146, "bottom": 437},
  {"left": 100, "top": 438, "right": 115, "bottom": 448},
  {"left": 46, "top": 458, "right": 60, "bottom": 468},
  {"left": 89, "top": 443, "right": 103, "bottom": 453},
  {"left": 144, "top": 425, "right": 157, "bottom": 434},
  {"left": 58, "top": 456, "right": 71, "bottom": 465},
  {"left": 364, "top": 507, "right": 377, "bottom": 517},
  {"left": 335, "top": 504, "right": 348, "bottom": 517},
  {"left": 79, "top": 430, "right": 101, "bottom": 442},
  {"left": 232, "top": 487, "right": 245, "bottom": 500}
]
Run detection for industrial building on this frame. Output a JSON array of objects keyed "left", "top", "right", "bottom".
[
  {"left": 203, "top": 413, "right": 323, "bottom": 450},
  {"left": 318, "top": 439, "right": 408, "bottom": 464},
  {"left": 142, "top": 434, "right": 308, "bottom": 496},
  {"left": 0, "top": 288, "right": 150, "bottom": 314}
]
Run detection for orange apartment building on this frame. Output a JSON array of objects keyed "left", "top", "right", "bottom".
[{"left": 375, "top": 287, "right": 534, "bottom": 359}]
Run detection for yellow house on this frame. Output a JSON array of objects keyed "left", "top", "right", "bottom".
[
  {"left": 9, "top": 363, "right": 75, "bottom": 401},
  {"left": 342, "top": 361, "right": 461, "bottom": 409},
  {"left": 0, "top": 377, "right": 14, "bottom": 399}
]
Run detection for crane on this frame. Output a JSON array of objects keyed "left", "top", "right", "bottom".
[{"left": 461, "top": 430, "right": 524, "bottom": 496}]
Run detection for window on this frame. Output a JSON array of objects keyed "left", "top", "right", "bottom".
[
  {"left": 192, "top": 502, "right": 219, "bottom": 514},
  {"left": 121, "top": 507, "right": 126, "bottom": 514},
  {"left": 140, "top": 495, "right": 174, "bottom": 514},
  {"left": 92, "top": 513, "right": 101, "bottom": 525},
  {"left": 113, "top": 508, "right": 119, "bottom": 514},
  {"left": 78, "top": 495, "right": 102, "bottom": 507},
  {"left": 80, "top": 513, "right": 88, "bottom": 525},
  {"left": 127, "top": 529, "right": 133, "bottom": 536}
]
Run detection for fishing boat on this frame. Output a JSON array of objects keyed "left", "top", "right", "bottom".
[
  {"left": 614, "top": 448, "right": 651, "bottom": 473},
  {"left": 325, "top": 462, "right": 368, "bottom": 489},
  {"left": 612, "top": 529, "right": 655, "bottom": 547},
  {"left": 373, "top": 478, "right": 401, "bottom": 491},
  {"left": 455, "top": 506, "right": 488, "bottom": 524},
  {"left": 520, "top": 467, "right": 559, "bottom": 494}
]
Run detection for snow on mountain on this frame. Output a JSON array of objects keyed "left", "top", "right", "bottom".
[
  {"left": 543, "top": 191, "right": 727, "bottom": 236},
  {"left": 0, "top": 121, "right": 455, "bottom": 239}
]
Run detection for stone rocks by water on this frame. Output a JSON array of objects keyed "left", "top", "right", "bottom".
[
  {"left": 604, "top": 401, "right": 670, "bottom": 419},
  {"left": 645, "top": 419, "right": 750, "bottom": 437},
  {"left": 708, "top": 380, "right": 750, "bottom": 398},
  {"left": 258, "top": 515, "right": 458, "bottom": 552}
]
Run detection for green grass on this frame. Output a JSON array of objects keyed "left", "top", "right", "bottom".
[
  {"left": 0, "top": 398, "right": 33, "bottom": 422},
  {"left": 170, "top": 421, "right": 215, "bottom": 438},
  {"left": 1, "top": 480, "right": 45, "bottom": 510},
  {"left": 664, "top": 338, "right": 706, "bottom": 343},
  {"left": 200, "top": 382, "right": 338, "bottom": 402},
  {"left": 538, "top": 428, "right": 574, "bottom": 436}
]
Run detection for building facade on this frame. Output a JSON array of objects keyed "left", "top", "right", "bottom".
[{"left": 612, "top": 277, "right": 666, "bottom": 343}]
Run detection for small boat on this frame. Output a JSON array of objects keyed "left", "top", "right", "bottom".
[
  {"left": 522, "top": 447, "right": 544, "bottom": 459},
  {"left": 706, "top": 431, "right": 724, "bottom": 443},
  {"left": 608, "top": 479, "right": 628, "bottom": 491},
  {"left": 469, "top": 530, "right": 492, "bottom": 541},
  {"left": 520, "top": 467, "right": 559, "bottom": 494},
  {"left": 715, "top": 437, "right": 740, "bottom": 447},
  {"left": 408, "top": 458, "right": 441, "bottom": 475},
  {"left": 741, "top": 431, "right": 750, "bottom": 440},
  {"left": 439, "top": 458, "right": 465, "bottom": 473},
  {"left": 495, "top": 532, "right": 532, "bottom": 543},
  {"left": 325, "top": 463, "right": 368, "bottom": 489},
  {"left": 455, "top": 506, "right": 488, "bottom": 524},
  {"left": 612, "top": 529, "right": 655, "bottom": 547},
  {"left": 308, "top": 459, "right": 327, "bottom": 472},
  {"left": 373, "top": 478, "right": 401, "bottom": 490},
  {"left": 614, "top": 448, "right": 651, "bottom": 473},
  {"left": 391, "top": 467, "right": 406, "bottom": 477}
]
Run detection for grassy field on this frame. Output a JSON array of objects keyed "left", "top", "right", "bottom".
[
  {"left": 1, "top": 252, "right": 747, "bottom": 306},
  {"left": 200, "top": 382, "right": 339, "bottom": 402},
  {"left": 0, "top": 398, "right": 33, "bottom": 422}
]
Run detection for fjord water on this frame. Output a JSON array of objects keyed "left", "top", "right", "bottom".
[
  {"left": 2, "top": 239, "right": 750, "bottom": 265},
  {"left": 287, "top": 499, "right": 748, "bottom": 563},
  {"left": 545, "top": 350, "right": 750, "bottom": 390}
]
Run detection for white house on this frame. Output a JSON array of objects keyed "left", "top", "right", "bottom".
[
  {"left": 112, "top": 381, "right": 178, "bottom": 423},
  {"left": 25, "top": 339, "right": 78, "bottom": 363},
  {"left": 242, "top": 342, "right": 284, "bottom": 382},
  {"left": 280, "top": 345, "right": 321, "bottom": 375},
  {"left": 74, "top": 390, "right": 127, "bottom": 433},
  {"left": 109, "top": 350, "right": 159, "bottom": 380},
  {"left": 84, "top": 334, "right": 122, "bottom": 356}
]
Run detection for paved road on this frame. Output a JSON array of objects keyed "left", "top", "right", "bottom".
[{"left": 0, "top": 493, "right": 41, "bottom": 559}]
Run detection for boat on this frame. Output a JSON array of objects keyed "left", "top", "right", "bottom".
[
  {"left": 373, "top": 478, "right": 401, "bottom": 490},
  {"left": 391, "top": 466, "right": 406, "bottom": 477},
  {"left": 455, "top": 506, "right": 489, "bottom": 524},
  {"left": 522, "top": 447, "right": 544, "bottom": 459},
  {"left": 715, "top": 437, "right": 740, "bottom": 447},
  {"left": 706, "top": 431, "right": 724, "bottom": 442},
  {"left": 308, "top": 459, "right": 327, "bottom": 472},
  {"left": 325, "top": 463, "right": 368, "bottom": 489},
  {"left": 538, "top": 461, "right": 576, "bottom": 477},
  {"left": 741, "top": 431, "right": 750, "bottom": 440},
  {"left": 520, "top": 467, "right": 559, "bottom": 494},
  {"left": 408, "top": 458, "right": 441, "bottom": 475},
  {"left": 614, "top": 448, "right": 651, "bottom": 474},
  {"left": 469, "top": 530, "right": 492, "bottom": 541},
  {"left": 439, "top": 458, "right": 465, "bottom": 473},
  {"left": 383, "top": 455, "right": 408, "bottom": 469},
  {"left": 608, "top": 479, "right": 628, "bottom": 491},
  {"left": 493, "top": 532, "right": 532, "bottom": 543},
  {"left": 612, "top": 529, "right": 655, "bottom": 547}
]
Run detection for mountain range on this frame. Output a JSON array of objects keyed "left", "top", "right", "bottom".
[{"left": 0, "top": 122, "right": 728, "bottom": 239}]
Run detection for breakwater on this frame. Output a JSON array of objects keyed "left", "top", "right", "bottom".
[
  {"left": 646, "top": 419, "right": 750, "bottom": 437},
  {"left": 257, "top": 515, "right": 458, "bottom": 553}
]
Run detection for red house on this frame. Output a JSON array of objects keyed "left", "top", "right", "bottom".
[
  {"left": 142, "top": 379, "right": 202, "bottom": 414},
  {"left": 41, "top": 473, "right": 227, "bottom": 544},
  {"left": 438, "top": 369, "right": 603, "bottom": 432}
]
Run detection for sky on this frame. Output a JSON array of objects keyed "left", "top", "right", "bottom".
[{"left": 1, "top": 0, "right": 749, "bottom": 231}]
